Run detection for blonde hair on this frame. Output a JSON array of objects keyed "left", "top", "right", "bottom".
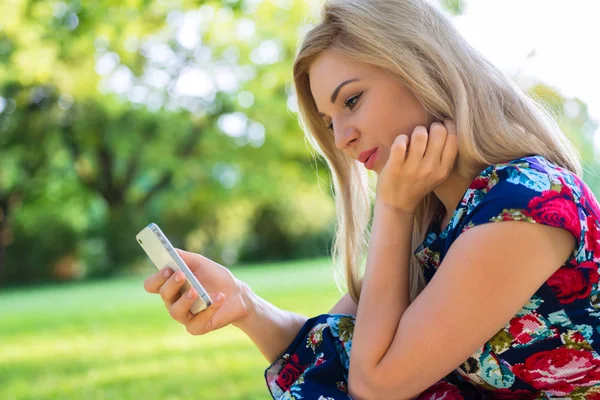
[{"left": 292, "top": 0, "right": 582, "bottom": 304}]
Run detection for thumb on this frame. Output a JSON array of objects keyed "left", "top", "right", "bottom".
[
  {"left": 186, "top": 292, "right": 226, "bottom": 335},
  {"left": 206, "top": 292, "right": 229, "bottom": 331}
]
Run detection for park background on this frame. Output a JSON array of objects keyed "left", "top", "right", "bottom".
[{"left": 1, "top": 0, "right": 599, "bottom": 399}]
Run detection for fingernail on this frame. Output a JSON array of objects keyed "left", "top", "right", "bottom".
[
  {"left": 187, "top": 290, "right": 195, "bottom": 299},
  {"left": 163, "top": 269, "right": 172, "bottom": 278},
  {"left": 175, "top": 273, "right": 183, "bottom": 283},
  {"left": 215, "top": 293, "right": 224, "bottom": 302}
]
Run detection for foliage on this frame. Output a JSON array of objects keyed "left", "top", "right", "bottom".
[{"left": 0, "top": 0, "right": 335, "bottom": 285}]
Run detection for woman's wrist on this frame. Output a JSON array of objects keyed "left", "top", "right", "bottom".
[
  {"left": 230, "top": 279, "right": 309, "bottom": 363},
  {"left": 232, "top": 280, "right": 256, "bottom": 330},
  {"left": 375, "top": 199, "right": 416, "bottom": 219}
]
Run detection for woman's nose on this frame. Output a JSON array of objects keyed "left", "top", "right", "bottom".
[{"left": 334, "top": 125, "right": 359, "bottom": 151}]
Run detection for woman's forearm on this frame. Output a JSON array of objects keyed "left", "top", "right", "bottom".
[
  {"left": 232, "top": 282, "right": 308, "bottom": 364},
  {"left": 350, "top": 201, "right": 414, "bottom": 375}
]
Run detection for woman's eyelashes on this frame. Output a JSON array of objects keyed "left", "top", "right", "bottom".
[
  {"left": 344, "top": 92, "right": 363, "bottom": 111},
  {"left": 326, "top": 92, "right": 363, "bottom": 131}
]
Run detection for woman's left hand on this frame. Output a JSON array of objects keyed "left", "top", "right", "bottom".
[{"left": 375, "top": 120, "right": 458, "bottom": 213}]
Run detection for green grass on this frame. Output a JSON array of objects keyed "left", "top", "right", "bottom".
[{"left": 0, "top": 258, "right": 343, "bottom": 400}]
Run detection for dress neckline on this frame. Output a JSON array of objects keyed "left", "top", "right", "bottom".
[{"left": 418, "top": 160, "right": 498, "bottom": 250}]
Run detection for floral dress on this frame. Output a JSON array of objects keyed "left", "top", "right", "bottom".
[{"left": 265, "top": 155, "right": 600, "bottom": 399}]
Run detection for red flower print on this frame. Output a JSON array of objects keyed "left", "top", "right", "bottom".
[
  {"left": 586, "top": 391, "right": 600, "bottom": 400},
  {"left": 488, "top": 388, "right": 538, "bottom": 400},
  {"left": 525, "top": 186, "right": 581, "bottom": 238},
  {"left": 336, "top": 381, "right": 347, "bottom": 393},
  {"left": 314, "top": 354, "right": 326, "bottom": 367},
  {"left": 557, "top": 176, "right": 575, "bottom": 195},
  {"left": 471, "top": 175, "right": 490, "bottom": 190},
  {"left": 570, "top": 330, "right": 587, "bottom": 343},
  {"left": 415, "top": 380, "right": 464, "bottom": 400},
  {"left": 275, "top": 354, "right": 305, "bottom": 391},
  {"left": 584, "top": 215, "right": 600, "bottom": 259},
  {"left": 512, "top": 347, "right": 600, "bottom": 395},
  {"left": 547, "top": 261, "right": 599, "bottom": 304},
  {"left": 420, "top": 247, "right": 441, "bottom": 269},
  {"left": 578, "top": 177, "right": 600, "bottom": 217},
  {"left": 508, "top": 314, "right": 546, "bottom": 345}
]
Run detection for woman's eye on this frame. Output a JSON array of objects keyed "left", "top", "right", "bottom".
[
  {"left": 324, "top": 92, "right": 362, "bottom": 131},
  {"left": 344, "top": 92, "right": 362, "bottom": 110}
]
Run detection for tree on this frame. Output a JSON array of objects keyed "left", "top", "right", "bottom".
[{"left": 0, "top": 0, "right": 335, "bottom": 284}]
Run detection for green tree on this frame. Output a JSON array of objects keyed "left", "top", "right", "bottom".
[{"left": 0, "top": 0, "right": 335, "bottom": 284}]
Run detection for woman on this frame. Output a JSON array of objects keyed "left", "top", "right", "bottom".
[{"left": 143, "top": 0, "right": 600, "bottom": 398}]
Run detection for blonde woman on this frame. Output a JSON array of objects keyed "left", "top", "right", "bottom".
[{"left": 143, "top": 0, "right": 600, "bottom": 398}]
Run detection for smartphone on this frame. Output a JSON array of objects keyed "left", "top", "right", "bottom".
[{"left": 136, "top": 223, "right": 212, "bottom": 314}]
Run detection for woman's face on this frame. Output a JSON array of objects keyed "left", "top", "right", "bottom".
[{"left": 309, "top": 50, "right": 432, "bottom": 174}]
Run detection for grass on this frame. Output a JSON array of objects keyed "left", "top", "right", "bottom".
[{"left": 0, "top": 258, "right": 344, "bottom": 400}]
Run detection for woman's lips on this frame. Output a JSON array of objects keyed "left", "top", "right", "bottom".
[
  {"left": 364, "top": 148, "right": 379, "bottom": 170},
  {"left": 358, "top": 147, "right": 378, "bottom": 163}
]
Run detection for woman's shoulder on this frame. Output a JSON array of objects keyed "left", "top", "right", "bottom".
[
  {"left": 458, "top": 154, "right": 600, "bottom": 243},
  {"left": 472, "top": 154, "right": 583, "bottom": 199}
]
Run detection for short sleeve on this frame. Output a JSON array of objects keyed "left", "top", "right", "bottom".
[{"left": 455, "top": 158, "right": 582, "bottom": 245}]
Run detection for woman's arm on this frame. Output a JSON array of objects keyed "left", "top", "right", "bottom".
[
  {"left": 145, "top": 249, "right": 356, "bottom": 365},
  {"left": 347, "top": 121, "right": 459, "bottom": 399},
  {"left": 328, "top": 292, "right": 358, "bottom": 316},
  {"left": 233, "top": 282, "right": 309, "bottom": 364},
  {"left": 348, "top": 201, "right": 414, "bottom": 397},
  {"left": 233, "top": 284, "right": 358, "bottom": 364},
  {"left": 349, "top": 219, "right": 575, "bottom": 399}
]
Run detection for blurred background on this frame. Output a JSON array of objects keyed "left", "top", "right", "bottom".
[{"left": 0, "top": 0, "right": 599, "bottom": 399}]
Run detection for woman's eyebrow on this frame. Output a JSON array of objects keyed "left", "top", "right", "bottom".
[
  {"left": 330, "top": 78, "right": 359, "bottom": 103},
  {"left": 318, "top": 78, "right": 360, "bottom": 117}
]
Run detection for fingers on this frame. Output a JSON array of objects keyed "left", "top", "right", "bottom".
[
  {"left": 440, "top": 119, "right": 458, "bottom": 168},
  {"left": 143, "top": 267, "right": 174, "bottom": 294},
  {"left": 168, "top": 287, "right": 199, "bottom": 324},
  {"left": 406, "top": 126, "right": 428, "bottom": 165},
  {"left": 389, "top": 134, "right": 409, "bottom": 165},
  {"left": 185, "top": 293, "right": 227, "bottom": 336},
  {"left": 422, "top": 122, "right": 447, "bottom": 163},
  {"left": 406, "top": 120, "right": 457, "bottom": 168},
  {"left": 169, "top": 289, "right": 225, "bottom": 332},
  {"left": 159, "top": 270, "right": 187, "bottom": 307},
  {"left": 144, "top": 248, "right": 198, "bottom": 295}
]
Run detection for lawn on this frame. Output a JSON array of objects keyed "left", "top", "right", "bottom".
[{"left": 0, "top": 258, "right": 343, "bottom": 400}]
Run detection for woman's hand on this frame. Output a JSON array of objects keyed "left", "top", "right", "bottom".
[
  {"left": 143, "top": 249, "right": 252, "bottom": 335},
  {"left": 375, "top": 120, "right": 458, "bottom": 213}
]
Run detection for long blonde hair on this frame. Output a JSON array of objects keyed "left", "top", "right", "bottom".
[{"left": 292, "top": 0, "right": 582, "bottom": 304}]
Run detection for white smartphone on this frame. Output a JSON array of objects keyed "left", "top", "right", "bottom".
[{"left": 136, "top": 223, "right": 212, "bottom": 314}]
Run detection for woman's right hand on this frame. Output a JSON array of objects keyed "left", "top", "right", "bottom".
[{"left": 143, "top": 249, "right": 252, "bottom": 335}]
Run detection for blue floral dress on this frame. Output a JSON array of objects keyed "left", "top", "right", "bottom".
[{"left": 265, "top": 155, "right": 600, "bottom": 399}]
